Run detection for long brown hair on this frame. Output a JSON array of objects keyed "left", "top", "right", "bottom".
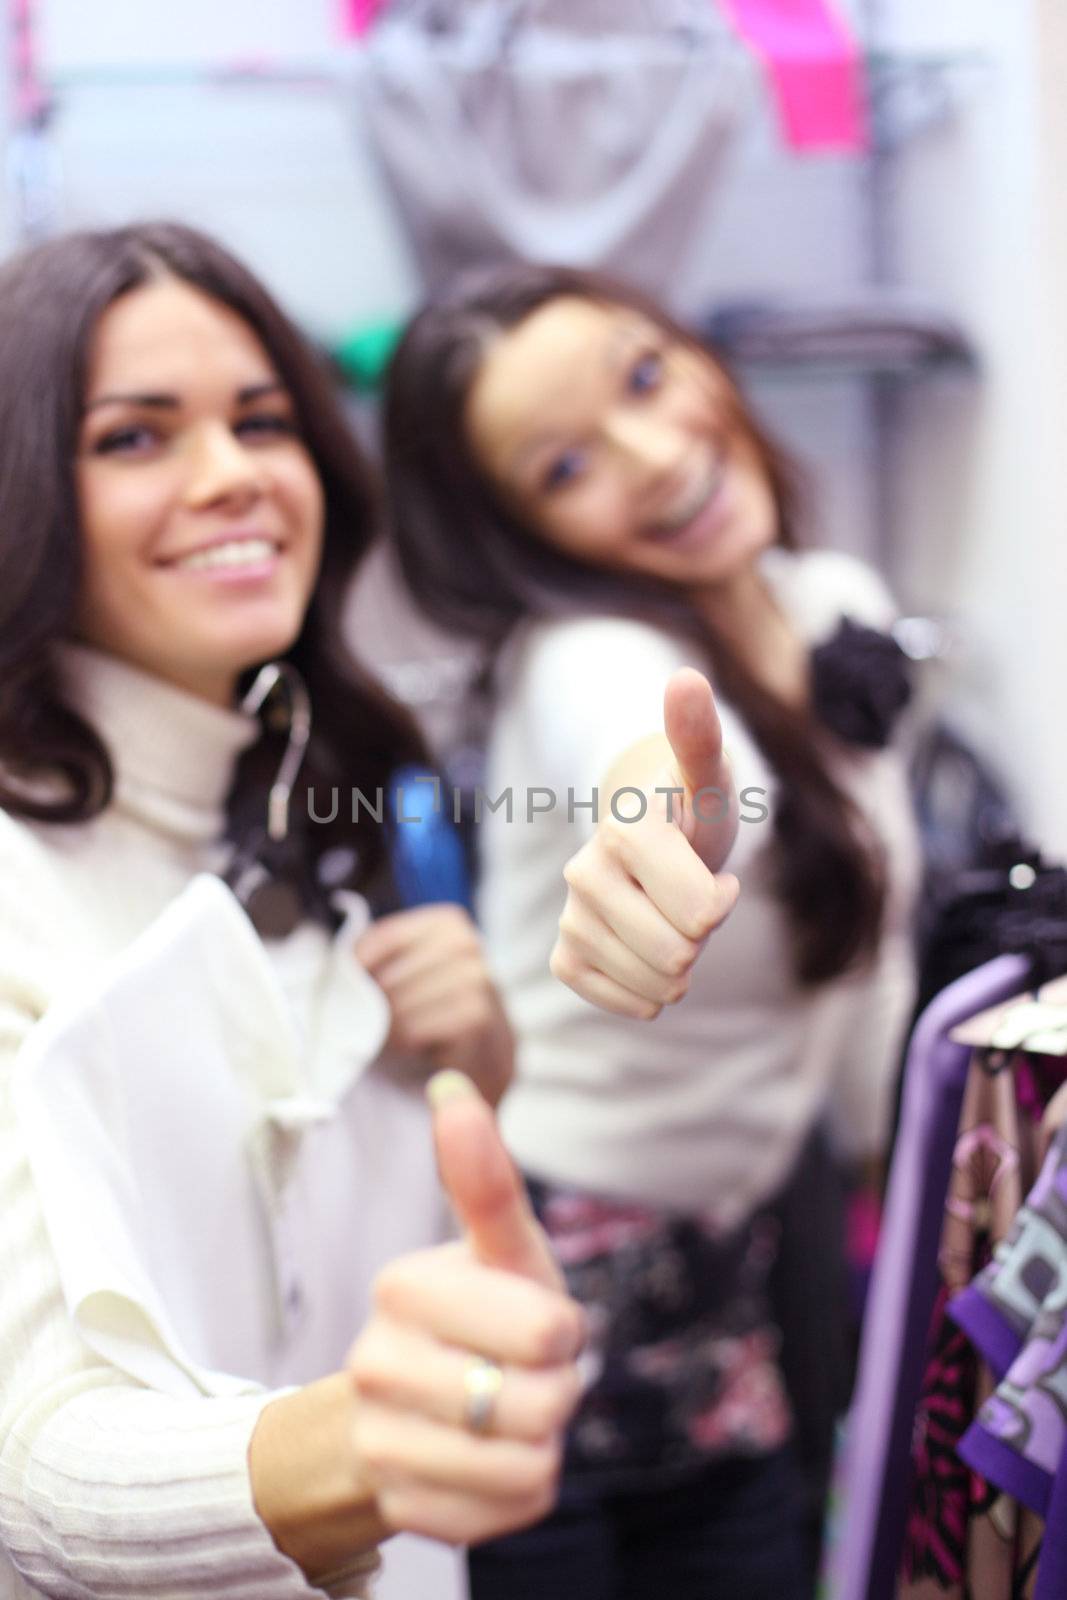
[
  {"left": 0, "top": 221, "right": 428, "bottom": 902},
  {"left": 383, "top": 261, "right": 885, "bottom": 983}
]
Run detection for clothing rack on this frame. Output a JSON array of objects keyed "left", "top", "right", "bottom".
[
  {"left": 832, "top": 954, "right": 1067, "bottom": 1599},
  {"left": 3, "top": 0, "right": 989, "bottom": 254}
]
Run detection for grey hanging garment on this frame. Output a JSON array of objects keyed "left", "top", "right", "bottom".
[{"left": 352, "top": 0, "right": 753, "bottom": 310}]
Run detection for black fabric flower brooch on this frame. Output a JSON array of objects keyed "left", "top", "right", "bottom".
[{"left": 809, "top": 617, "right": 913, "bottom": 750}]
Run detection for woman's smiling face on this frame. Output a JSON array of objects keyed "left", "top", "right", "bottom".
[
  {"left": 464, "top": 296, "right": 779, "bottom": 592},
  {"left": 74, "top": 276, "right": 324, "bottom": 706}
]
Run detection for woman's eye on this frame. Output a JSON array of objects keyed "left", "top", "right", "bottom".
[
  {"left": 235, "top": 413, "right": 298, "bottom": 441},
  {"left": 543, "top": 449, "right": 586, "bottom": 492},
  {"left": 628, "top": 350, "right": 664, "bottom": 396},
  {"left": 92, "top": 425, "right": 159, "bottom": 456}
]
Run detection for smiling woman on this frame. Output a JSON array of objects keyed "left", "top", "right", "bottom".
[
  {"left": 0, "top": 226, "right": 583, "bottom": 1600},
  {"left": 462, "top": 296, "right": 779, "bottom": 592},
  {"left": 382, "top": 262, "right": 922, "bottom": 1600},
  {"left": 75, "top": 279, "right": 325, "bottom": 708},
  {"left": 0, "top": 225, "right": 404, "bottom": 880}
]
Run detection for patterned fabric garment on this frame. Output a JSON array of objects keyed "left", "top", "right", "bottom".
[
  {"left": 527, "top": 1179, "right": 791, "bottom": 1489},
  {"left": 899, "top": 1049, "right": 1055, "bottom": 1599},
  {"left": 949, "top": 1108, "right": 1067, "bottom": 1600}
]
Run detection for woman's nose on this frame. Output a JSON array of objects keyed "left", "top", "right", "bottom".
[
  {"left": 601, "top": 410, "right": 684, "bottom": 483},
  {"left": 182, "top": 422, "right": 265, "bottom": 510}
]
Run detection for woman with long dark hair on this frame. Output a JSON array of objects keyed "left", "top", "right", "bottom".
[
  {"left": 383, "top": 262, "right": 921, "bottom": 1599},
  {"left": 0, "top": 225, "right": 584, "bottom": 1599}
]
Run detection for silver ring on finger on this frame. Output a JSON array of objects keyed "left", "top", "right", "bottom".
[{"left": 462, "top": 1355, "right": 503, "bottom": 1435}]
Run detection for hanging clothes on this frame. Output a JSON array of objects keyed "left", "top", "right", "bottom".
[
  {"left": 826, "top": 956, "right": 1031, "bottom": 1600},
  {"left": 898, "top": 1047, "right": 1048, "bottom": 1600},
  {"left": 350, "top": 0, "right": 752, "bottom": 309},
  {"left": 339, "top": 0, "right": 388, "bottom": 37},
  {"left": 716, "top": 0, "right": 868, "bottom": 152},
  {"left": 833, "top": 963, "right": 1067, "bottom": 1600},
  {"left": 948, "top": 1113, "right": 1067, "bottom": 1599}
]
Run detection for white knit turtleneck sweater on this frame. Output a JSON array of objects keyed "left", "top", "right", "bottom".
[{"left": 0, "top": 647, "right": 434, "bottom": 1600}]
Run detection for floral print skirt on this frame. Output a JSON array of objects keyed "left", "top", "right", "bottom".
[{"left": 527, "top": 1177, "right": 793, "bottom": 1489}]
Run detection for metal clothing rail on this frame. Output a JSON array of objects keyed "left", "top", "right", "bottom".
[
  {"left": 42, "top": 57, "right": 352, "bottom": 92},
  {"left": 39, "top": 45, "right": 988, "bottom": 102}
]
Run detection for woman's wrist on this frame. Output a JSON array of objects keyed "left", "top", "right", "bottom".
[{"left": 248, "top": 1373, "right": 389, "bottom": 1583}]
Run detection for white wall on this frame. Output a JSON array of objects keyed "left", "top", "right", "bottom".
[
  {"left": 34, "top": 0, "right": 420, "bottom": 334},
  {"left": 884, "top": 0, "right": 1067, "bottom": 854}
]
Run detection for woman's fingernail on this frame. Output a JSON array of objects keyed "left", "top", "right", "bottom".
[{"left": 426, "top": 1069, "right": 479, "bottom": 1110}]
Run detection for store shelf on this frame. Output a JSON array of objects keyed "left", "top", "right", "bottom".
[
  {"left": 726, "top": 347, "right": 977, "bottom": 383},
  {"left": 701, "top": 291, "right": 978, "bottom": 385}
]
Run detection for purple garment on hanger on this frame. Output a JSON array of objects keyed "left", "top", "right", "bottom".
[
  {"left": 1034, "top": 1455, "right": 1067, "bottom": 1600},
  {"left": 827, "top": 955, "right": 1030, "bottom": 1600},
  {"left": 955, "top": 1363, "right": 1067, "bottom": 1600},
  {"left": 716, "top": 0, "right": 869, "bottom": 152},
  {"left": 946, "top": 1123, "right": 1067, "bottom": 1579}
]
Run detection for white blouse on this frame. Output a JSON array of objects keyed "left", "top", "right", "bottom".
[{"left": 0, "top": 645, "right": 462, "bottom": 1600}]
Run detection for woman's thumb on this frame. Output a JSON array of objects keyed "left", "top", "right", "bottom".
[
  {"left": 427, "top": 1072, "right": 563, "bottom": 1290},
  {"left": 662, "top": 669, "right": 724, "bottom": 800}
]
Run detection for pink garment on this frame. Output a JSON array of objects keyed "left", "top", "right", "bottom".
[
  {"left": 11, "top": 0, "right": 48, "bottom": 123},
  {"left": 717, "top": 0, "right": 869, "bottom": 152},
  {"left": 338, "top": 0, "right": 387, "bottom": 38}
]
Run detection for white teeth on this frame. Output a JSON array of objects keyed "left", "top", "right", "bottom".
[
  {"left": 174, "top": 538, "right": 277, "bottom": 571},
  {"left": 652, "top": 464, "right": 724, "bottom": 534}
]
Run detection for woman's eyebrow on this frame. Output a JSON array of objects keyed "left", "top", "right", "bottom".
[
  {"left": 604, "top": 322, "right": 654, "bottom": 371},
  {"left": 84, "top": 379, "right": 287, "bottom": 414},
  {"left": 236, "top": 380, "right": 288, "bottom": 404},
  {"left": 84, "top": 391, "right": 178, "bottom": 413}
]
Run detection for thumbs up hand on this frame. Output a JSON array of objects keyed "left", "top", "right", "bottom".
[
  {"left": 550, "top": 668, "right": 741, "bottom": 1019},
  {"left": 347, "top": 1073, "right": 584, "bottom": 1547}
]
